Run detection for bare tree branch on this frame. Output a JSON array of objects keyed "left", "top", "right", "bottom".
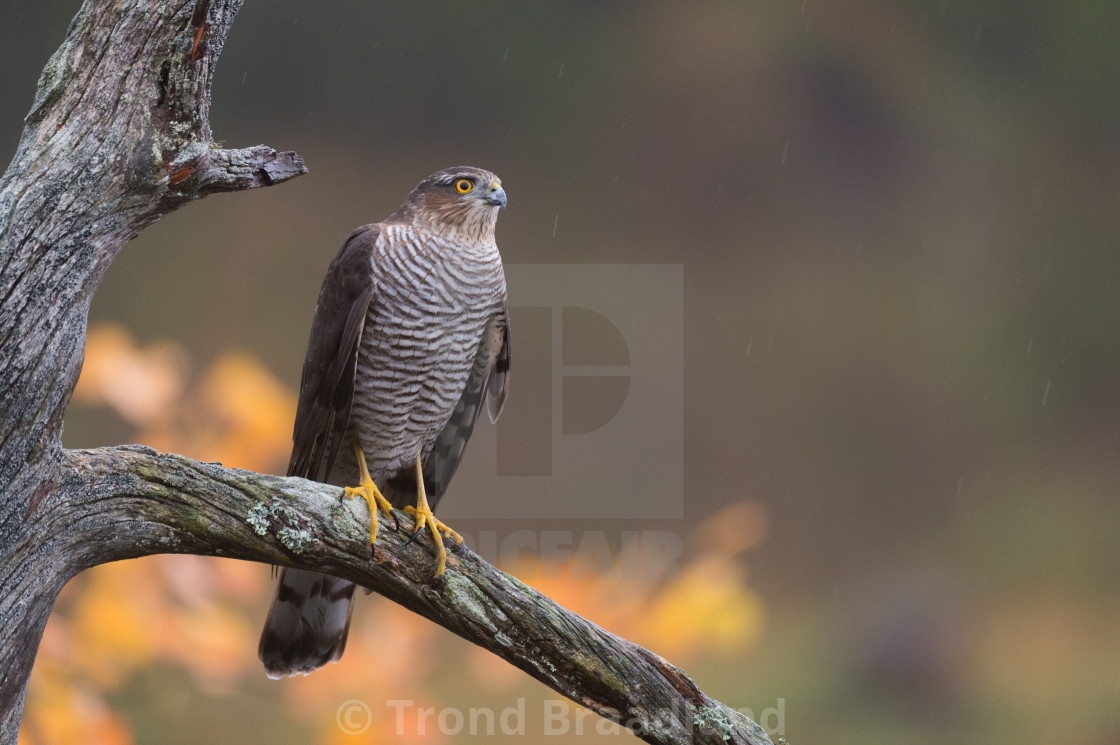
[
  {"left": 0, "top": 2, "right": 772, "bottom": 744},
  {"left": 27, "top": 446, "right": 769, "bottom": 745}
]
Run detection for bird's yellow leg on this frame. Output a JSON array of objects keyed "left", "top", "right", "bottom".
[
  {"left": 403, "top": 450, "right": 462, "bottom": 575},
  {"left": 342, "top": 439, "right": 394, "bottom": 545}
]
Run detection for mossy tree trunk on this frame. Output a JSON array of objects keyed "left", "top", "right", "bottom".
[{"left": 0, "top": 3, "right": 772, "bottom": 744}]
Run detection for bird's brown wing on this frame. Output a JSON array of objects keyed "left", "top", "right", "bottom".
[
  {"left": 287, "top": 225, "right": 379, "bottom": 482},
  {"left": 487, "top": 307, "right": 511, "bottom": 423},
  {"left": 262, "top": 226, "right": 377, "bottom": 678},
  {"left": 424, "top": 307, "right": 511, "bottom": 504}
]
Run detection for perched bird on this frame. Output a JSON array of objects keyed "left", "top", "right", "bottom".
[{"left": 259, "top": 167, "right": 511, "bottom": 678}]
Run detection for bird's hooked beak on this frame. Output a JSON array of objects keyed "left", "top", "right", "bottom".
[{"left": 484, "top": 180, "right": 507, "bottom": 209}]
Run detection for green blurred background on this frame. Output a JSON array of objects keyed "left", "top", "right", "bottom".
[{"left": 4, "top": 2, "right": 1120, "bottom": 744}]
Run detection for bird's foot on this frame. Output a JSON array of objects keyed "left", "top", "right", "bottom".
[
  {"left": 343, "top": 476, "right": 394, "bottom": 545},
  {"left": 403, "top": 503, "right": 463, "bottom": 576}
]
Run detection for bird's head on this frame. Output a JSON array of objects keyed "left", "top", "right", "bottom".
[{"left": 390, "top": 166, "right": 507, "bottom": 243}]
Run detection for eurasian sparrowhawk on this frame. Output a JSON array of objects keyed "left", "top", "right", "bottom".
[{"left": 258, "top": 167, "right": 510, "bottom": 678}]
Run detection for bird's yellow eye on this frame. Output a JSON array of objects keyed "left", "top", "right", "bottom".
[{"left": 455, "top": 179, "right": 474, "bottom": 194}]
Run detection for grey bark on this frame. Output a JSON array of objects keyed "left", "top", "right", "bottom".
[{"left": 0, "top": 2, "right": 773, "bottom": 745}]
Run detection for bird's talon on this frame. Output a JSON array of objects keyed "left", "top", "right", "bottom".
[
  {"left": 342, "top": 441, "right": 394, "bottom": 545},
  {"left": 403, "top": 499, "right": 457, "bottom": 576},
  {"left": 438, "top": 524, "right": 463, "bottom": 544}
]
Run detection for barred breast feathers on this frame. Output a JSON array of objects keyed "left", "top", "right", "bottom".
[{"left": 346, "top": 222, "right": 506, "bottom": 477}]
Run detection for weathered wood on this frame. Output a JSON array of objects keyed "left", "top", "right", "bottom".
[
  {"left": 0, "top": 2, "right": 772, "bottom": 744},
  {"left": 36, "top": 446, "right": 770, "bottom": 745},
  {"left": 0, "top": 0, "right": 306, "bottom": 737}
]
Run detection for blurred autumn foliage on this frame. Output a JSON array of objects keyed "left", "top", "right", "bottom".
[
  {"left": 21, "top": 323, "right": 766, "bottom": 745},
  {"left": 11, "top": 2, "right": 1118, "bottom": 741},
  {"left": 73, "top": 324, "right": 296, "bottom": 471}
]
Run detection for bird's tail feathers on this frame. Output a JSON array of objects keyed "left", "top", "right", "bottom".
[{"left": 258, "top": 568, "right": 357, "bottom": 679}]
